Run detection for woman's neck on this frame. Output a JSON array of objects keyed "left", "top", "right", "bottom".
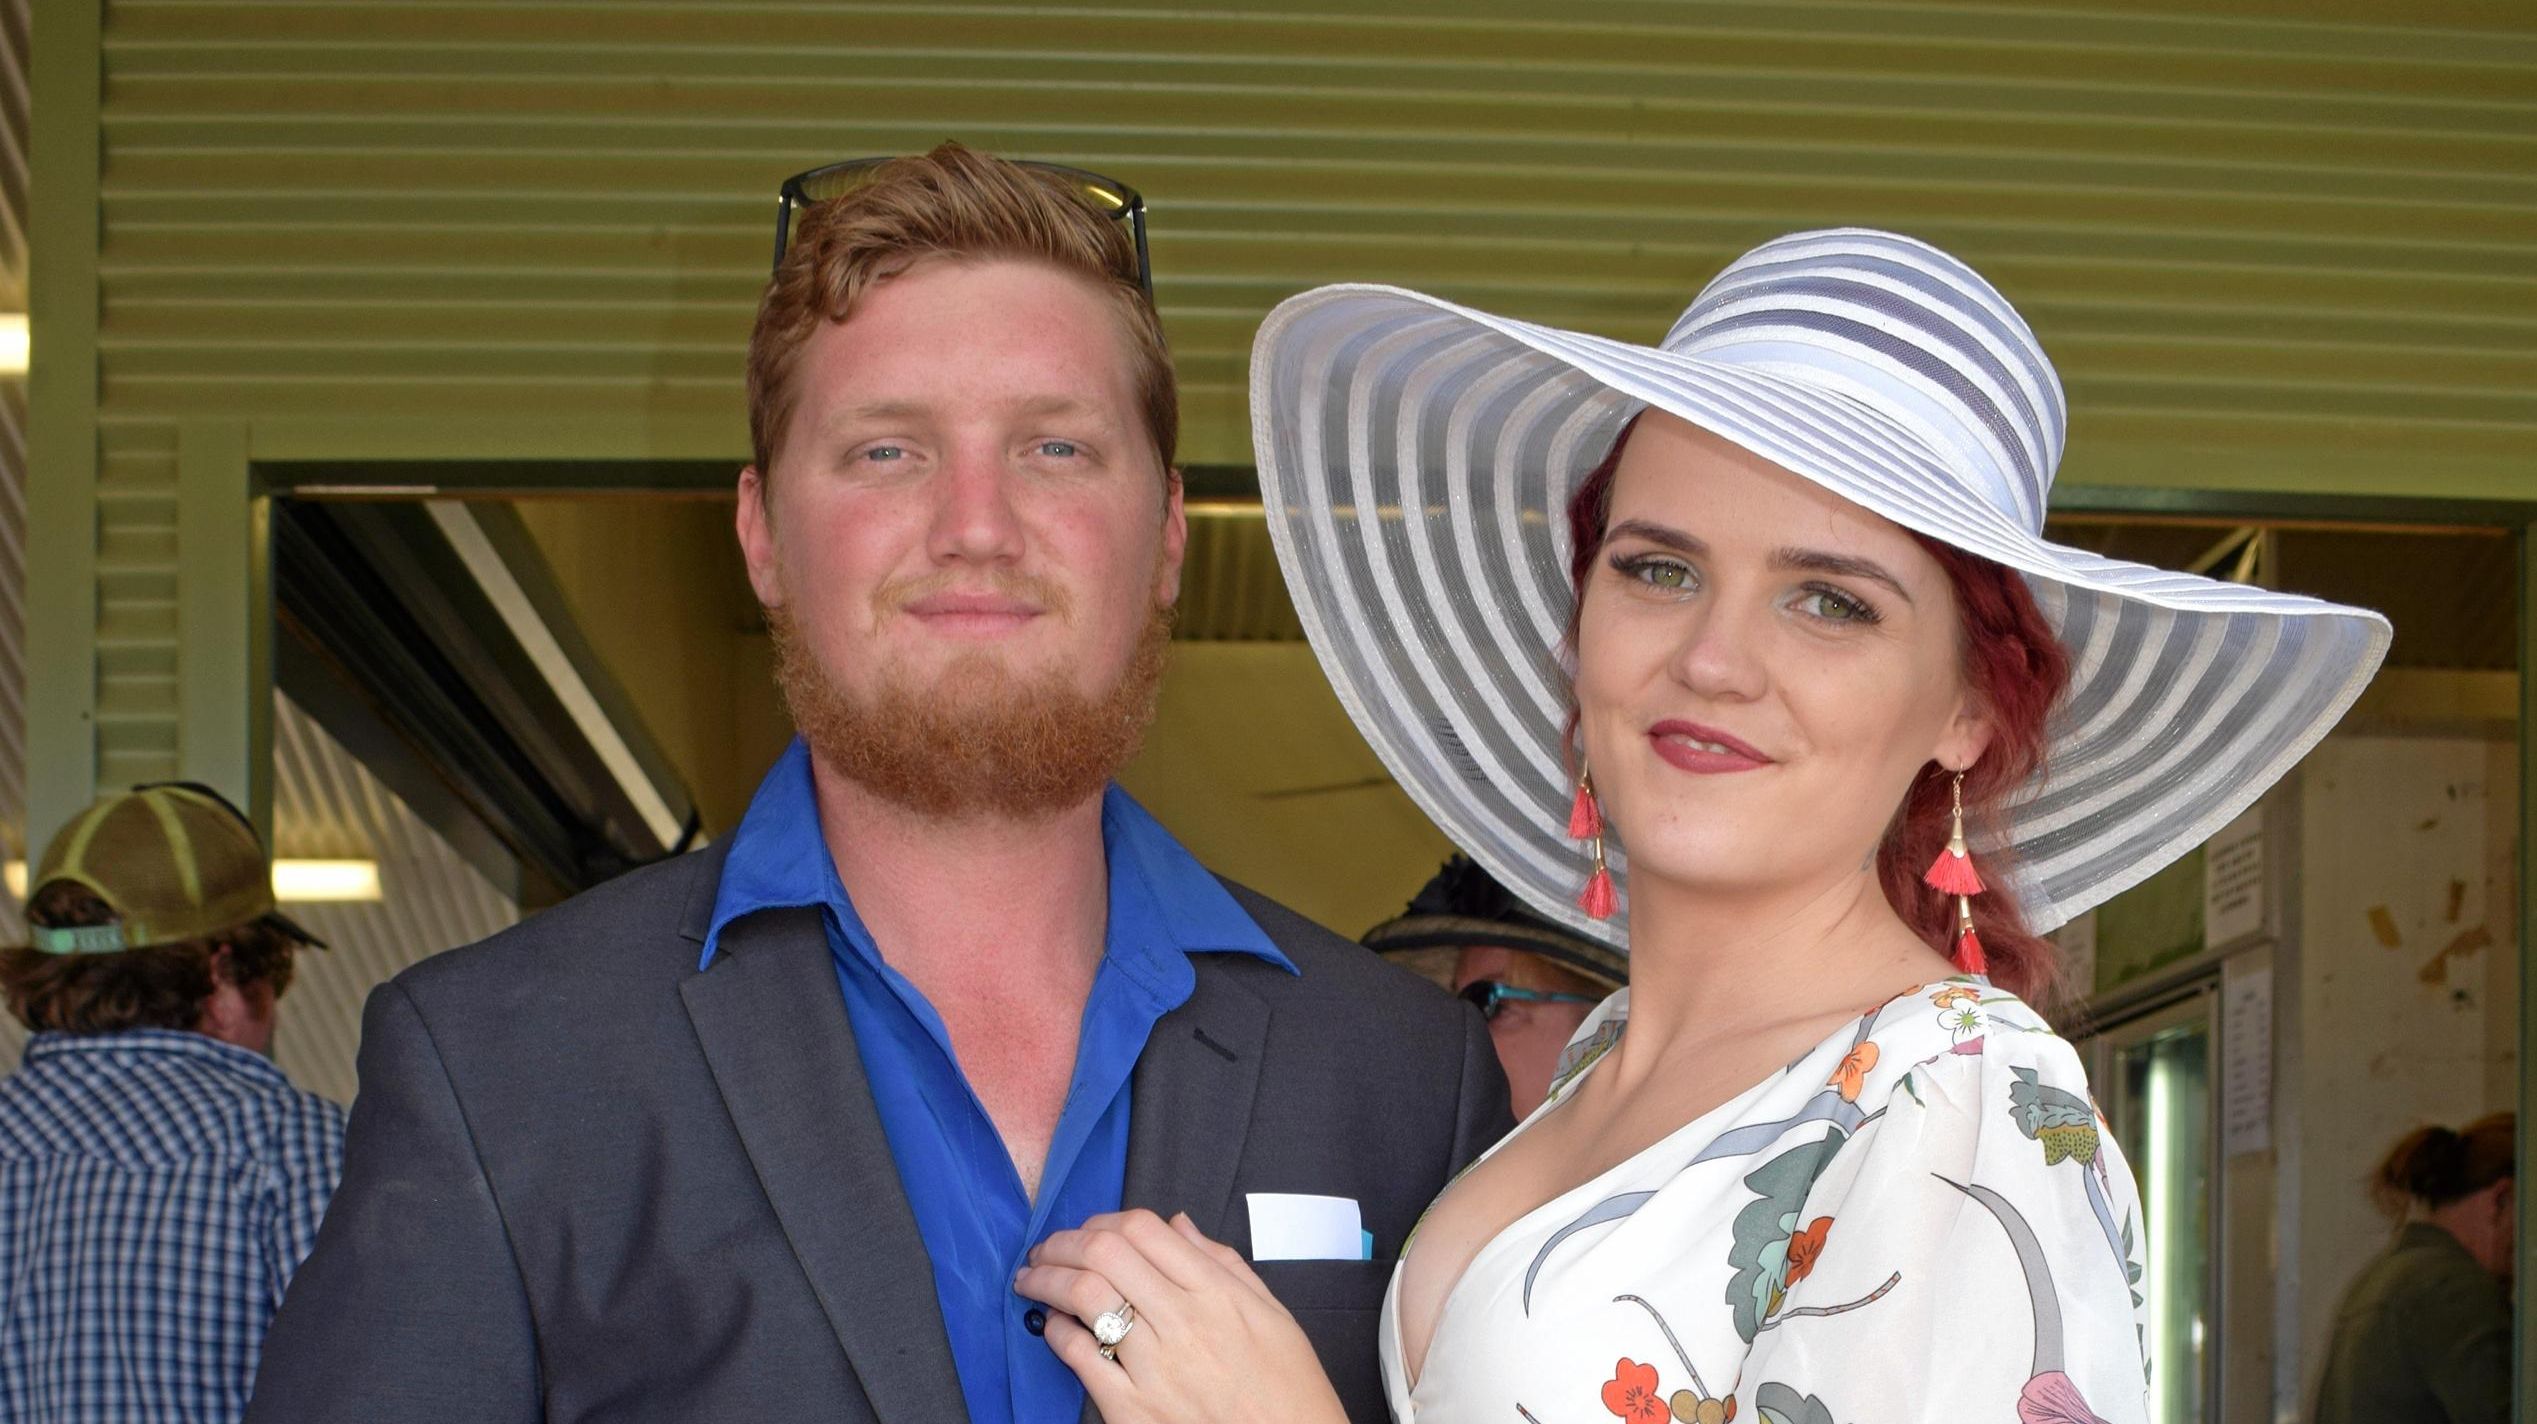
[{"left": 1608, "top": 866, "right": 1948, "bottom": 1071}]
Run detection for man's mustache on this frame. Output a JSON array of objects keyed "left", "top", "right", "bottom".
[{"left": 874, "top": 570, "right": 1071, "bottom": 620}]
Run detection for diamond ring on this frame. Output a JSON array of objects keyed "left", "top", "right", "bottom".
[{"left": 1091, "top": 1301, "right": 1138, "bottom": 1361}]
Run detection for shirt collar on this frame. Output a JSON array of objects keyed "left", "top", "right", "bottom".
[
  {"left": 23, "top": 1028, "right": 293, "bottom": 1089},
  {"left": 702, "top": 739, "right": 1294, "bottom": 980}
]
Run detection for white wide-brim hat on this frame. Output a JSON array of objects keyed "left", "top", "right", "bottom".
[{"left": 1251, "top": 228, "right": 2390, "bottom": 947}]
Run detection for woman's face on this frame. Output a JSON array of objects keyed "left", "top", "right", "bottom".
[{"left": 1573, "top": 412, "right": 1991, "bottom": 904}]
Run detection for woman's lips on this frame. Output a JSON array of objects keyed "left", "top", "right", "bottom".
[{"left": 1647, "top": 719, "right": 1772, "bottom": 774}]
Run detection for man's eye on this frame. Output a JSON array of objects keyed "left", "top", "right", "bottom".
[
  {"left": 1036, "top": 440, "right": 1081, "bottom": 458},
  {"left": 858, "top": 445, "right": 905, "bottom": 463}
]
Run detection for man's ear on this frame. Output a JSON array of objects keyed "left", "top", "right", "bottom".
[
  {"left": 736, "top": 465, "right": 786, "bottom": 611},
  {"left": 1154, "top": 467, "right": 1189, "bottom": 609}
]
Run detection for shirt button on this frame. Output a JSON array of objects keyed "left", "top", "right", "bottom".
[{"left": 1024, "top": 1307, "right": 1049, "bottom": 1336}]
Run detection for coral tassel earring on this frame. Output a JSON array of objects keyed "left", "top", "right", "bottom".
[
  {"left": 1578, "top": 862, "right": 1618, "bottom": 921},
  {"left": 1570, "top": 765, "right": 1617, "bottom": 920},
  {"left": 1927, "top": 770, "right": 1987, "bottom": 974},
  {"left": 1566, "top": 776, "right": 1602, "bottom": 840},
  {"left": 1923, "top": 771, "right": 1985, "bottom": 897},
  {"left": 1952, "top": 896, "right": 1988, "bottom": 976}
]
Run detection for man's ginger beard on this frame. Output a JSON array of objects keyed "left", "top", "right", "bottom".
[{"left": 768, "top": 579, "right": 1174, "bottom": 821}]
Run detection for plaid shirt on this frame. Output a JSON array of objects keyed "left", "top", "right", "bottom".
[{"left": 0, "top": 1030, "right": 345, "bottom": 1422}]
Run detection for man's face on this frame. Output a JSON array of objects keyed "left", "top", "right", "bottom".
[
  {"left": 736, "top": 258, "right": 1187, "bottom": 815},
  {"left": 1453, "top": 946, "right": 1604, "bottom": 1119}
]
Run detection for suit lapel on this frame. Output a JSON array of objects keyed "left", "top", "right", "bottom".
[
  {"left": 681, "top": 906, "right": 968, "bottom": 1424},
  {"left": 1118, "top": 960, "right": 1271, "bottom": 1250}
]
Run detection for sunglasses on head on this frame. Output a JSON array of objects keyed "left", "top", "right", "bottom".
[
  {"left": 1458, "top": 979, "right": 1600, "bottom": 1021},
  {"left": 771, "top": 157, "right": 1153, "bottom": 298}
]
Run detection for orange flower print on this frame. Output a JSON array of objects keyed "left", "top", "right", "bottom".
[
  {"left": 1603, "top": 1358, "right": 1668, "bottom": 1423},
  {"left": 1828, "top": 1041, "right": 1879, "bottom": 1102},
  {"left": 1783, "top": 1216, "right": 1834, "bottom": 1288},
  {"left": 1930, "top": 984, "right": 1981, "bottom": 1010}
]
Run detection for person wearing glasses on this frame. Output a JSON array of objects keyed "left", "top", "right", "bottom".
[
  {"left": 1363, "top": 855, "right": 1623, "bottom": 1117},
  {"left": 1, "top": 784, "right": 343, "bottom": 1423},
  {"left": 1011, "top": 232, "right": 2388, "bottom": 1424},
  {"left": 247, "top": 144, "right": 1510, "bottom": 1424}
]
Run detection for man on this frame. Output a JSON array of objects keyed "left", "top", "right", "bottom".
[
  {"left": 249, "top": 144, "right": 1510, "bottom": 1423},
  {"left": 1363, "top": 855, "right": 1624, "bottom": 1117},
  {"left": 0, "top": 783, "right": 343, "bottom": 1422}
]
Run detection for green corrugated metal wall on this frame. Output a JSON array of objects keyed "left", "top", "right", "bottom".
[{"left": 33, "top": 0, "right": 2537, "bottom": 818}]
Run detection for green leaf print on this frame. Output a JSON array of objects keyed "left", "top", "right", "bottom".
[
  {"left": 1723, "top": 1132, "right": 1846, "bottom": 1342},
  {"left": 1752, "top": 1382, "right": 1840, "bottom": 1424},
  {"left": 2008, "top": 1065, "right": 2099, "bottom": 1167}
]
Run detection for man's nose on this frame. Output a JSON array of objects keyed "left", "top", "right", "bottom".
[{"left": 926, "top": 445, "right": 1025, "bottom": 564}]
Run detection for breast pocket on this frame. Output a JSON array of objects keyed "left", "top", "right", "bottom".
[
  {"left": 1252, "top": 1257, "right": 1395, "bottom": 1314},
  {"left": 1252, "top": 1259, "right": 1396, "bottom": 1423}
]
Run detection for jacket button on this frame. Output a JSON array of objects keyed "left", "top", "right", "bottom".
[{"left": 1024, "top": 1307, "right": 1048, "bottom": 1336}]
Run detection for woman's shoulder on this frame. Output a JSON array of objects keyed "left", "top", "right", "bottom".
[
  {"left": 1541, "top": 987, "right": 1631, "bottom": 1105},
  {"left": 1842, "top": 977, "right": 2096, "bottom": 1118}
]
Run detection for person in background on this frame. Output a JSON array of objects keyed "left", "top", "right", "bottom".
[
  {"left": 0, "top": 782, "right": 344, "bottom": 1423},
  {"left": 1363, "top": 854, "right": 1624, "bottom": 1117},
  {"left": 2314, "top": 1112, "right": 2514, "bottom": 1424}
]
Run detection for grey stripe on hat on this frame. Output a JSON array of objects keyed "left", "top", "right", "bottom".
[{"left": 1672, "top": 247, "right": 2064, "bottom": 455}]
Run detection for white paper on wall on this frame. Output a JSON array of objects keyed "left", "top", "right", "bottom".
[
  {"left": 2204, "top": 806, "right": 2267, "bottom": 950},
  {"left": 2221, "top": 966, "right": 2274, "bottom": 1157}
]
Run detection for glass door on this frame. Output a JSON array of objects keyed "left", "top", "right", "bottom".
[{"left": 2089, "top": 985, "right": 2220, "bottom": 1424}]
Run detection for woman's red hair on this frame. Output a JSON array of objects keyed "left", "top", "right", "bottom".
[{"left": 1563, "top": 417, "right": 2072, "bottom": 1002}]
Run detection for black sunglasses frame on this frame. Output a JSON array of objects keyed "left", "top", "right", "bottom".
[{"left": 771, "top": 157, "right": 1153, "bottom": 300}]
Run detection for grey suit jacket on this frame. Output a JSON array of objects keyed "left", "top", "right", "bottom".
[{"left": 247, "top": 842, "right": 1512, "bottom": 1423}]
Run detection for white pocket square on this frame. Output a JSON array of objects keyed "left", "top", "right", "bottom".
[{"left": 1246, "top": 1192, "right": 1370, "bottom": 1261}]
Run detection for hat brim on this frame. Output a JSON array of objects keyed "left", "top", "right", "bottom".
[
  {"left": 1252, "top": 284, "right": 2390, "bottom": 943},
  {"left": 1364, "top": 912, "right": 1627, "bottom": 990},
  {"left": 264, "top": 910, "right": 330, "bottom": 952}
]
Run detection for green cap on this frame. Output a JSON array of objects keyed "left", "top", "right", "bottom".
[{"left": 24, "top": 783, "right": 327, "bottom": 955}]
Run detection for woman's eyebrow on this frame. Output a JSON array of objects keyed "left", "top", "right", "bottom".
[
  {"left": 1604, "top": 519, "right": 1703, "bottom": 556},
  {"left": 1773, "top": 547, "right": 1914, "bottom": 605}
]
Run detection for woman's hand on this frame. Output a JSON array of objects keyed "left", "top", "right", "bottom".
[{"left": 1016, "top": 1209, "right": 1351, "bottom": 1424}]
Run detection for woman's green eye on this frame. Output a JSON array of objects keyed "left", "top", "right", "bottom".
[
  {"left": 1801, "top": 588, "right": 1878, "bottom": 623},
  {"left": 1623, "top": 558, "right": 1690, "bottom": 589}
]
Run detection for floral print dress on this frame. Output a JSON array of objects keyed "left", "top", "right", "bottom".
[{"left": 1379, "top": 979, "right": 2151, "bottom": 1424}]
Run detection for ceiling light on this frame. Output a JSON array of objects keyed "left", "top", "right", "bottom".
[
  {"left": 0, "top": 315, "right": 26, "bottom": 376},
  {"left": 272, "top": 860, "right": 383, "bottom": 902},
  {"left": 5, "top": 859, "right": 383, "bottom": 905}
]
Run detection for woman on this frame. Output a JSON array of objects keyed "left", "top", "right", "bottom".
[
  {"left": 1015, "top": 230, "right": 2390, "bottom": 1423},
  {"left": 2314, "top": 1114, "right": 2514, "bottom": 1424}
]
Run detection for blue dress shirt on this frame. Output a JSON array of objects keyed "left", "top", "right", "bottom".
[{"left": 701, "top": 740, "right": 1294, "bottom": 1424}]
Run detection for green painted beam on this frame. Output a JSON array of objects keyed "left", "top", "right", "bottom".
[
  {"left": 25, "top": 0, "right": 102, "bottom": 848},
  {"left": 176, "top": 421, "right": 269, "bottom": 836},
  {"left": 2519, "top": 523, "right": 2536, "bottom": 1424}
]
